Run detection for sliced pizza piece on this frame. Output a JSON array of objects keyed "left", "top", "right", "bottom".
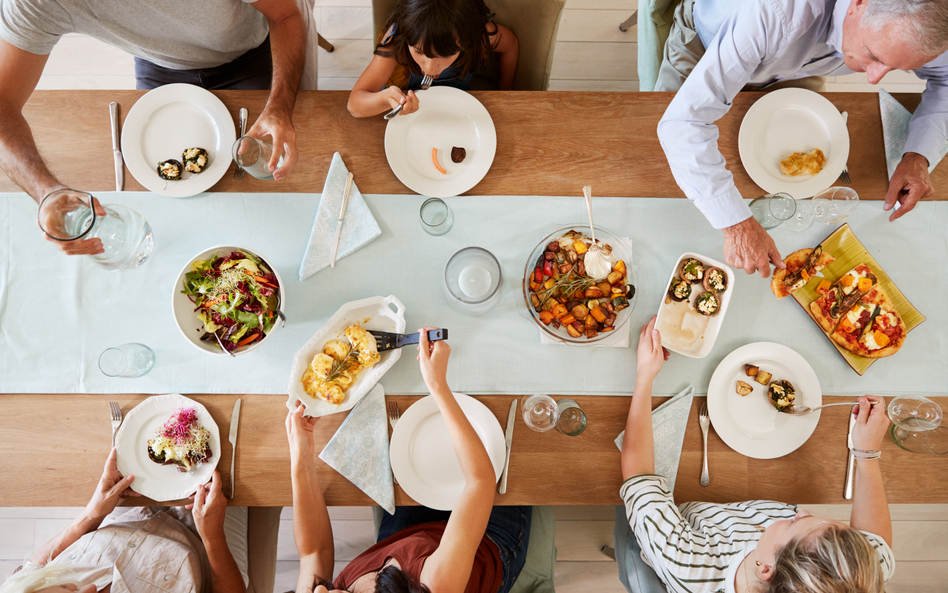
[
  {"left": 858, "top": 286, "right": 906, "bottom": 358},
  {"left": 808, "top": 263, "right": 877, "bottom": 333},
  {"left": 771, "top": 246, "right": 835, "bottom": 299},
  {"left": 830, "top": 298, "right": 879, "bottom": 356}
]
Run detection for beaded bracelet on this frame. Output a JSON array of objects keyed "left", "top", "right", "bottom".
[{"left": 851, "top": 448, "right": 882, "bottom": 461}]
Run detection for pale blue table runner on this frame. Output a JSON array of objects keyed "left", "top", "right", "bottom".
[{"left": 1, "top": 192, "right": 945, "bottom": 397}]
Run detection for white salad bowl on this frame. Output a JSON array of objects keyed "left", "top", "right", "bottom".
[{"left": 172, "top": 245, "right": 285, "bottom": 356}]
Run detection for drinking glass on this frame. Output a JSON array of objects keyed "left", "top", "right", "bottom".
[
  {"left": 522, "top": 394, "right": 557, "bottom": 432},
  {"left": 443, "top": 247, "right": 504, "bottom": 315},
  {"left": 749, "top": 192, "right": 796, "bottom": 229},
  {"left": 889, "top": 425, "right": 948, "bottom": 455},
  {"left": 888, "top": 396, "right": 944, "bottom": 452},
  {"left": 420, "top": 197, "right": 454, "bottom": 235},
  {"left": 99, "top": 343, "right": 155, "bottom": 378},
  {"left": 232, "top": 136, "right": 282, "bottom": 180},
  {"left": 811, "top": 187, "right": 859, "bottom": 224},
  {"left": 556, "top": 398, "right": 587, "bottom": 436},
  {"left": 785, "top": 199, "right": 813, "bottom": 231},
  {"left": 38, "top": 189, "right": 154, "bottom": 270}
]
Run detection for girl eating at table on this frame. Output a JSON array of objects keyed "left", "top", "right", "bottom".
[
  {"left": 347, "top": 0, "right": 519, "bottom": 118},
  {"left": 286, "top": 328, "right": 531, "bottom": 593},
  {"left": 616, "top": 316, "right": 894, "bottom": 593}
]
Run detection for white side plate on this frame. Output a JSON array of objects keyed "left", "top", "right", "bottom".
[{"left": 287, "top": 295, "right": 406, "bottom": 417}]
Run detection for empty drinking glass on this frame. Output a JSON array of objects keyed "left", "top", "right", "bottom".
[
  {"left": 888, "top": 396, "right": 944, "bottom": 453},
  {"left": 811, "top": 187, "right": 859, "bottom": 224},
  {"left": 232, "top": 136, "right": 282, "bottom": 180},
  {"left": 556, "top": 398, "right": 587, "bottom": 436},
  {"left": 38, "top": 189, "right": 154, "bottom": 270},
  {"left": 420, "top": 197, "right": 454, "bottom": 235},
  {"left": 749, "top": 192, "right": 796, "bottom": 229},
  {"left": 522, "top": 394, "right": 557, "bottom": 432},
  {"left": 785, "top": 199, "right": 813, "bottom": 231},
  {"left": 99, "top": 343, "right": 155, "bottom": 378}
]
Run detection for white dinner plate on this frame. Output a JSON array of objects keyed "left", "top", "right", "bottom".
[
  {"left": 738, "top": 88, "right": 849, "bottom": 198},
  {"left": 390, "top": 393, "right": 505, "bottom": 510},
  {"left": 707, "top": 342, "right": 822, "bottom": 459},
  {"left": 115, "top": 394, "right": 221, "bottom": 501},
  {"left": 122, "top": 83, "right": 236, "bottom": 198},
  {"left": 384, "top": 86, "right": 496, "bottom": 198}
]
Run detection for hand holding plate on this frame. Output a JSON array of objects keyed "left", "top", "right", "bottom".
[
  {"left": 285, "top": 401, "right": 319, "bottom": 462},
  {"left": 636, "top": 316, "right": 669, "bottom": 383},
  {"left": 83, "top": 448, "right": 140, "bottom": 522}
]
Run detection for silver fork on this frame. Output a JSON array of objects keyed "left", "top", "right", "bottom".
[
  {"left": 384, "top": 74, "right": 434, "bottom": 120},
  {"left": 233, "top": 107, "right": 248, "bottom": 181},
  {"left": 699, "top": 402, "right": 710, "bottom": 487},
  {"left": 387, "top": 401, "right": 401, "bottom": 485},
  {"left": 839, "top": 111, "right": 852, "bottom": 184},
  {"left": 109, "top": 401, "right": 122, "bottom": 448}
]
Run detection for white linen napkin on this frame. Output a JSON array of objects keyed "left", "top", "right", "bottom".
[
  {"left": 318, "top": 384, "right": 395, "bottom": 513},
  {"left": 614, "top": 385, "right": 695, "bottom": 494},
  {"left": 299, "top": 152, "right": 382, "bottom": 280},
  {"left": 879, "top": 89, "right": 948, "bottom": 180}
]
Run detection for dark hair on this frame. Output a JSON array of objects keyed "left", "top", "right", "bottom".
[
  {"left": 376, "top": 564, "right": 432, "bottom": 593},
  {"left": 375, "top": 0, "right": 497, "bottom": 79}
]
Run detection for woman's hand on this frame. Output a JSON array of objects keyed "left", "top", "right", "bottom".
[
  {"left": 851, "top": 394, "right": 890, "bottom": 451},
  {"left": 417, "top": 327, "right": 450, "bottom": 394},
  {"left": 636, "top": 315, "right": 669, "bottom": 383},
  {"left": 286, "top": 400, "right": 319, "bottom": 462},
  {"left": 82, "top": 448, "right": 140, "bottom": 521},
  {"left": 189, "top": 471, "right": 228, "bottom": 544}
]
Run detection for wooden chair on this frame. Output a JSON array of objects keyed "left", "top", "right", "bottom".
[{"left": 371, "top": 0, "right": 566, "bottom": 90}]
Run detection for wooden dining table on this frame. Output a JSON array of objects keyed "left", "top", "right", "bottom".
[{"left": 2, "top": 90, "right": 946, "bottom": 508}]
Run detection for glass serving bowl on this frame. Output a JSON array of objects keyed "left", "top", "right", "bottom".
[{"left": 522, "top": 225, "right": 637, "bottom": 345}]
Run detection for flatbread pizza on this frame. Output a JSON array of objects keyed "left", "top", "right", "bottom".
[
  {"left": 829, "top": 286, "right": 906, "bottom": 358},
  {"left": 809, "top": 263, "right": 876, "bottom": 333},
  {"left": 771, "top": 246, "right": 835, "bottom": 299}
]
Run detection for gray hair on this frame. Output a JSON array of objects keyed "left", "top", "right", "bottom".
[
  {"left": 765, "top": 525, "right": 885, "bottom": 593},
  {"left": 861, "top": 0, "right": 948, "bottom": 57}
]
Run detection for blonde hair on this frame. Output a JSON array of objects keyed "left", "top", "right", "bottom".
[
  {"left": 766, "top": 525, "right": 885, "bottom": 593},
  {"left": 0, "top": 563, "right": 80, "bottom": 593}
]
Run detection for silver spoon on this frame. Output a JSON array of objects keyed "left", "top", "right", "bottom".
[{"left": 782, "top": 401, "right": 861, "bottom": 416}]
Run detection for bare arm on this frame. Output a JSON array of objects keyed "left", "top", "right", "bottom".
[
  {"left": 489, "top": 23, "right": 518, "bottom": 90},
  {"left": 621, "top": 317, "right": 668, "bottom": 479},
  {"left": 189, "top": 473, "right": 246, "bottom": 593},
  {"left": 347, "top": 47, "right": 418, "bottom": 118},
  {"left": 848, "top": 395, "right": 893, "bottom": 547},
  {"left": 286, "top": 404, "right": 334, "bottom": 593},
  {"left": 417, "top": 331, "right": 495, "bottom": 593}
]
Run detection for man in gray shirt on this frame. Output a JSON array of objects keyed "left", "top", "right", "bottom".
[{"left": 0, "top": 0, "right": 306, "bottom": 255}]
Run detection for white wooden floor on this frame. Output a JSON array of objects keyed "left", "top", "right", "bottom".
[{"left": 14, "top": 1, "right": 944, "bottom": 591}]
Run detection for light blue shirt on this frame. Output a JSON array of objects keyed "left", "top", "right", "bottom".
[{"left": 659, "top": 0, "right": 948, "bottom": 229}]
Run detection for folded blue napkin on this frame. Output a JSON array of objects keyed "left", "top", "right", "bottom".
[
  {"left": 879, "top": 89, "right": 948, "bottom": 180},
  {"left": 299, "top": 152, "right": 382, "bottom": 280},
  {"left": 319, "top": 384, "right": 395, "bottom": 513},
  {"left": 614, "top": 385, "right": 695, "bottom": 494}
]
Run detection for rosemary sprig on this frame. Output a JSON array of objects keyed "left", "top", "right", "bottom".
[
  {"left": 322, "top": 342, "right": 359, "bottom": 384},
  {"left": 536, "top": 269, "right": 596, "bottom": 308}
]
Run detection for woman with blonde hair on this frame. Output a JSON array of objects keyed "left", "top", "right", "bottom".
[{"left": 616, "top": 316, "right": 894, "bottom": 593}]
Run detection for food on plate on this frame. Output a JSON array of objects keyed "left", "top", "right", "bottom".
[
  {"left": 736, "top": 380, "right": 754, "bottom": 396},
  {"left": 451, "top": 146, "right": 466, "bottom": 163},
  {"left": 678, "top": 258, "right": 705, "bottom": 283},
  {"left": 529, "top": 230, "right": 632, "bottom": 340},
  {"left": 146, "top": 407, "right": 212, "bottom": 473},
  {"left": 768, "top": 380, "right": 797, "bottom": 412},
  {"left": 695, "top": 292, "right": 720, "bottom": 316},
  {"left": 181, "top": 250, "right": 281, "bottom": 353},
  {"left": 809, "top": 264, "right": 876, "bottom": 333},
  {"left": 432, "top": 148, "right": 447, "bottom": 174},
  {"left": 182, "top": 147, "right": 209, "bottom": 174},
  {"left": 702, "top": 267, "right": 728, "bottom": 293},
  {"left": 744, "top": 364, "right": 759, "bottom": 377},
  {"left": 771, "top": 246, "right": 836, "bottom": 299},
  {"left": 829, "top": 286, "right": 906, "bottom": 358},
  {"left": 755, "top": 370, "right": 772, "bottom": 385},
  {"left": 157, "top": 159, "right": 183, "bottom": 180},
  {"left": 779, "top": 148, "right": 826, "bottom": 176},
  {"left": 668, "top": 278, "right": 692, "bottom": 302},
  {"left": 300, "top": 324, "right": 381, "bottom": 405}
]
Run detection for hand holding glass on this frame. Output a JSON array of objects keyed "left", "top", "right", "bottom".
[{"left": 232, "top": 136, "right": 282, "bottom": 180}]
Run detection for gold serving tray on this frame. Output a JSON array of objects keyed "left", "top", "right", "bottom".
[{"left": 791, "top": 223, "right": 925, "bottom": 375}]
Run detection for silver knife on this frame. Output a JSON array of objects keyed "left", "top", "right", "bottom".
[
  {"left": 498, "top": 399, "right": 517, "bottom": 495},
  {"left": 328, "top": 172, "right": 354, "bottom": 268},
  {"left": 228, "top": 399, "right": 241, "bottom": 499},
  {"left": 109, "top": 102, "right": 124, "bottom": 191},
  {"left": 843, "top": 406, "right": 856, "bottom": 500}
]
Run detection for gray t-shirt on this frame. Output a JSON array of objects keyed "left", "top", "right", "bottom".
[{"left": 0, "top": 0, "right": 269, "bottom": 70}]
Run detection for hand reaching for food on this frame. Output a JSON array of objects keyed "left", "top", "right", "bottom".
[
  {"left": 417, "top": 326, "right": 450, "bottom": 394},
  {"left": 636, "top": 315, "right": 669, "bottom": 383},
  {"left": 722, "top": 217, "right": 785, "bottom": 278}
]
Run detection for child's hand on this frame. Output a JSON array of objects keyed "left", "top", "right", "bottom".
[
  {"left": 851, "top": 395, "right": 890, "bottom": 451},
  {"left": 385, "top": 87, "right": 419, "bottom": 115},
  {"left": 636, "top": 315, "right": 669, "bottom": 383},
  {"left": 417, "top": 327, "right": 450, "bottom": 393}
]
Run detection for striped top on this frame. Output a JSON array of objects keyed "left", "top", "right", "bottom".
[{"left": 620, "top": 475, "right": 895, "bottom": 593}]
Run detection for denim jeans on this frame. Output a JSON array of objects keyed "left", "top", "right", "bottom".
[
  {"left": 378, "top": 505, "right": 532, "bottom": 593},
  {"left": 614, "top": 505, "right": 666, "bottom": 593},
  {"left": 134, "top": 36, "right": 273, "bottom": 90}
]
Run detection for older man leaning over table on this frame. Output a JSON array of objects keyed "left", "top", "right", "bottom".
[
  {"left": 0, "top": 0, "right": 307, "bottom": 257},
  {"left": 656, "top": 0, "right": 948, "bottom": 277}
]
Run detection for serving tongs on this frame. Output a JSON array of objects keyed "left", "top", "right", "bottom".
[{"left": 370, "top": 329, "right": 447, "bottom": 352}]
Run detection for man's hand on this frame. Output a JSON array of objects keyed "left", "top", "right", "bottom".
[
  {"left": 883, "top": 152, "right": 933, "bottom": 221},
  {"left": 722, "top": 216, "right": 785, "bottom": 278},
  {"left": 189, "top": 471, "right": 228, "bottom": 543},
  {"left": 38, "top": 192, "right": 106, "bottom": 255},
  {"left": 246, "top": 109, "right": 297, "bottom": 181},
  {"left": 83, "top": 448, "right": 140, "bottom": 522},
  {"left": 285, "top": 401, "right": 319, "bottom": 463}
]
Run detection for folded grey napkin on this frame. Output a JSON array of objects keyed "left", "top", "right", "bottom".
[{"left": 879, "top": 89, "right": 948, "bottom": 180}]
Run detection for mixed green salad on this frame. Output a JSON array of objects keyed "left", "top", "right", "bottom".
[{"left": 182, "top": 251, "right": 280, "bottom": 352}]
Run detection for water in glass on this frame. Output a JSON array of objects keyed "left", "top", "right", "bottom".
[{"left": 66, "top": 204, "right": 154, "bottom": 270}]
